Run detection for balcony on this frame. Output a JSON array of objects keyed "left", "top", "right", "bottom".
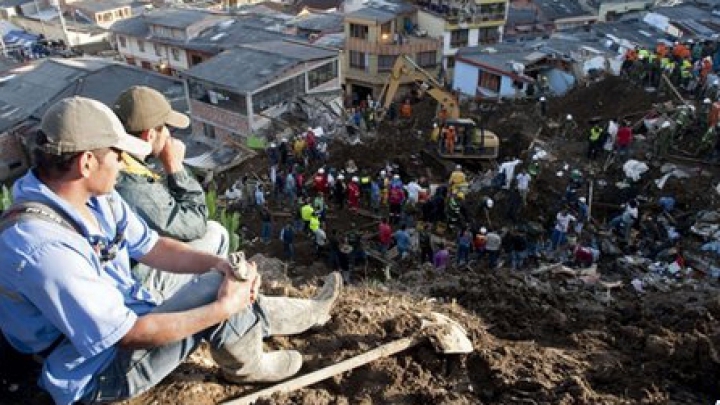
[
  {"left": 445, "top": 13, "right": 506, "bottom": 29},
  {"left": 345, "top": 35, "right": 441, "bottom": 56}
]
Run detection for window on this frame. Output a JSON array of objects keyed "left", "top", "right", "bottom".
[
  {"left": 118, "top": 36, "right": 126, "bottom": 48},
  {"left": 137, "top": 39, "right": 145, "bottom": 52},
  {"left": 171, "top": 48, "right": 180, "bottom": 62},
  {"left": 416, "top": 51, "right": 436, "bottom": 68},
  {"left": 153, "top": 43, "right": 161, "bottom": 57},
  {"left": 349, "top": 51, "right": 366, "bottom": 69},
  {"left": 478, "top": 70, "right": 500, "bottom": 92},
  {"left": 308, "top": 61, "right": 338, "bottom": 89},
  {"left": 253, "top": 75, "right": 305, "bottom": 113},
  {"left": 349, "top": 23, "right": 368, "bottom": 39},
  {"left": 478, "top": 27, "right": 499, "bottom": 44},
  {"left": 203, "top": 123, "right": 216, "bottom": 139},
  {"left": 378, "top": 55, "right": 396, "bottom": 72},
  {"left": 446, "top": 56, "right": 455, "bottom": 69},
  {"left": 190, "top": 55, "right": 204, "bottom": 66},
  {"left": 450, "top": 29, "right": 468, "bottom": 48}
]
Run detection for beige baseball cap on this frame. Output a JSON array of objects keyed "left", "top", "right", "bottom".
[
  {"left": 40, "top": 96, "right": 152, "bottom": 157},
  {"left": 113, "top": 86, "right": 190, "bottom": 133}
]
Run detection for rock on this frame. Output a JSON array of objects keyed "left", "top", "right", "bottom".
[{"left": 645, "top": 334, "right": 674, "bottom": 358}]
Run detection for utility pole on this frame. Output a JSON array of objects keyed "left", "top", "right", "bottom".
[
  {"left": 32, "top": 0, "right": 47, "bottom": 37},
  {"left": 49, "top": 0, "right": 70, "bottom": 47}
]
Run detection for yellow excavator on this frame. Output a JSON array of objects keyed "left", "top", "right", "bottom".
[{"left": 377, "top": 54, "right": 500, "bottom": 160}]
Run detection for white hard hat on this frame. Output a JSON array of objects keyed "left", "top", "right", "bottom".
[
  {"left": 456, "top": 164, "right": 462, "bottom": 170},
  {"left": 566, "top": 114, "right": 573, "bottom": 120},
  {"left": 380, "top": 170, "right": 386, "bottom": 176},
  {"left": 579, "top": 197, "right": 587, "bottom": 203},
  {"left": 269, "top": 142, "right": 276, "bottom": 148},
  {"left": 393, "top": 174, "right": 400, "bottom": 179},
  {"left": 486, "top": 199, "right": 494, "bottom": 208},
  {"left": 318, "top": 168, "right": 325, "bottom": 174},
  {"left": 704, "top": 98, "right": 712, "bottom": 104},
  {"left": 480, "top": 227, "right": 487, "bottom": 234},
  {"left": 540, "top": 96, "right": 546, "bottom": 101},
  {"left": 338, "top": 174, "right": 345, "bottom": 180},
  {"left": 352, "top": 176, "right": 359, "bottom": 182},
  {"left": 307, "top": 127, "right": 313, "bottom": 131}
]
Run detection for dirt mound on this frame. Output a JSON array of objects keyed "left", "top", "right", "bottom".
[{"left": 110, "top": 270, "right": 718, "bottom": 405}]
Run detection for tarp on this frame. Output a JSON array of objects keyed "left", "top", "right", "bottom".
[{"left": 3, "top": 30, "right": 38, "bottom": 48}]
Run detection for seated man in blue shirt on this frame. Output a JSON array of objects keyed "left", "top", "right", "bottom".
[{"left": 0, "top": 97, "right": 341, "bottom": 405}]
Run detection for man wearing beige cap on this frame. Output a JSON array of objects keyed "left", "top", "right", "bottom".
[
  {"left": 0, "top": 96, "right": 342, "bottom": 404},
  {"left": 113, "top": 86, "right": 218, "bottom": 239},
  {"left": 113, "top": 86, "right": 228, "bottom": 285}
]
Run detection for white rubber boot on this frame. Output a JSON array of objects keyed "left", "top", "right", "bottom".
[
  {"left": 257, "top": 272, "right": 343, "bottom": 336},
  {"left": 212, "top": 321, "right": 303, "bottom": 384}
]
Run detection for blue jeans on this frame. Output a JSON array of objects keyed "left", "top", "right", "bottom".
[
  {"left": 261, "top": 221, "right": 272, "bottom": 244},
  {"left": 81, "top": 268, "right": 261, "bottom": 403},
  {"left": 133, "top": 221, "right": 229, "bottom": 292},
  {"left": 456, "top": 245, "right": 470, "bottom": 265},
  {"left": 550, "top": 229, "right": 566, "bottom": 251}
]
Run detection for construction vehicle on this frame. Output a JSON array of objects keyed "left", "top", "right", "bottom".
[{"left": 377, "top": 54, "right": 500, "bottom": 160}]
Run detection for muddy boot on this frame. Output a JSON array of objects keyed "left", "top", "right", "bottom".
[
  {"left": 212, "top": 321, "right": 303, "bottom": 384},
  {"left": 257, "top": 272, "right": 342, "bottom": 336}
]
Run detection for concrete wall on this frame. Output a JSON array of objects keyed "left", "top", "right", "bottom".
[{"left": 452, "top": 60, "right": 479, "bottom": 95}]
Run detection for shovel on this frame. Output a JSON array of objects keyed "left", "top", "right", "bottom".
[{"left": 222, "top": 312, "right": 473, "bottom": 405}]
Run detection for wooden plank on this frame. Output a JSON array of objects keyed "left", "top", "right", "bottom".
[{"left": 222, "top": 337, "right": 421, "bottom": 405}]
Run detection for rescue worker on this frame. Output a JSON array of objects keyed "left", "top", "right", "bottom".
[
  {"left": 445, "top": 125, "right": 456, "bottom": 155},
  {"left": 347, "top": 176, "right": 361, "bottom": 212},
  {"left": 448, "top": 164, "right": 466, "bottom": 195},
  {"left": 313, "top": 168, "right": 328, "bottom": 195},
  {"left": 587, "top": 121, "right": 604, "bottom": 160},
  {"left": 387, "top": 181, "right": 405, "bottom": 225},
  {"left": 400, "top": 99, "right": 412, "bottom": 118}
]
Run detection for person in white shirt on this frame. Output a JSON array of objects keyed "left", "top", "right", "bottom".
[
  {"left": 405, "top": 179, "right": 421, "bottom": 206},
  {"left": 515, "top": 169, "right": 531, "bottom": 205},
  {"left": 609, "top": 198, "right": 639, "bottom": 242},
  {"left": 551, "top": 208, "right": 576, "bottom": 251}
]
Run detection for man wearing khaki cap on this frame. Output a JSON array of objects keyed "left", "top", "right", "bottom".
[
  {"left": 0, "top": 96, "right": 342, "bottom": 404},
  {"left": 113, "top": 86, "right": 228, "bottom": 284}
]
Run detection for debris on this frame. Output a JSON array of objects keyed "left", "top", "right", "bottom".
[{"left": 622, "top": 159, "right": 649, "bottom": 182}]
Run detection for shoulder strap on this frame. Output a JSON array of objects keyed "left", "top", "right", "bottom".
[{"left": 0, "top": 201, "right": 83, "bottom": 236}]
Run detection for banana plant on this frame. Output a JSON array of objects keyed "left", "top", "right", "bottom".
[
  {"left": 220, "top": 208, "right": 242, "bottom": 253},
  {"left": 205, "top": 188, "right": 218, "bottom": 220},
  {"left": 0, "top": 185, "right": 12, "bottom": 211}
]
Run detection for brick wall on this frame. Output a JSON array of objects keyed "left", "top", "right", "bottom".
[{"left": 190, "top": 99, "right": 250, "bottom": 137}]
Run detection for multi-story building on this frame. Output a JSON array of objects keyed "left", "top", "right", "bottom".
[
  {"left": 183, "top": 40, "right": 341, "bottom": 141},
  {"left": 110, "top": 9, "right": 292, "bottom": 76},
  {"left": 417, "top": 0, "right": 507, "bottom": 73},
  {"left": 343, "top": 2, "right": 442, "bottom": 103}
]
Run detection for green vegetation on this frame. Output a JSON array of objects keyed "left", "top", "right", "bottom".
[
  {"left": 206, "top": 188, "right": 242, "bottom": 253},
  {"left": 0, "top": 185, "right": 12, "bottom": 211}
]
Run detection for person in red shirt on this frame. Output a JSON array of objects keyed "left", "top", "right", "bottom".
[
  {"left": 313, "top": 168, "right": 328, "bottom": 194},
  {"left": 615, "top": 120, "right": 633, "bottom": 159},
  {"left": 378, "top": 217, "right": 393, "bottom": 256},
  {"left": 347, "top": 176, "right": 361, "bottom": 211}
]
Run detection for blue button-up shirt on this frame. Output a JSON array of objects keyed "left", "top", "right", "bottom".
[{"left": 0, "top": 171, "right": 159, "bottom": 405}]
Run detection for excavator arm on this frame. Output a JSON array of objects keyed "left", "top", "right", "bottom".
[{"left": 378, "top": 55, "right": 460, "bottom": 120}]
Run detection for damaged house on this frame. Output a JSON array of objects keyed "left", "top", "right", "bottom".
[
  {"left": 0, "top": 58, "right": 186, "bottom": 182},
  {"left": 453, "top": 36, "right": 617, "bottom": 99},
  {"left": 183, "top": 40, "right": 341, "bottom": 149}
]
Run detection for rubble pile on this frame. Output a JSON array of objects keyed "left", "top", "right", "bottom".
[{"left": 6, "top": 76, "right": 720, "bottom": 405}]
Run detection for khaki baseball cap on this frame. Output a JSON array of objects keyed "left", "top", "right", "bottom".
[
  {"left": 113, "top": 86, "right": 190, "bottom": 133},
  {"left": 40, "top": 96, "right": 152, "bottom": 157}
]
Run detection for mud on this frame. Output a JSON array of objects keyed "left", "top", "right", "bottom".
[{"left": 3, "top": 76, "right": 720, "bottom": 405}]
